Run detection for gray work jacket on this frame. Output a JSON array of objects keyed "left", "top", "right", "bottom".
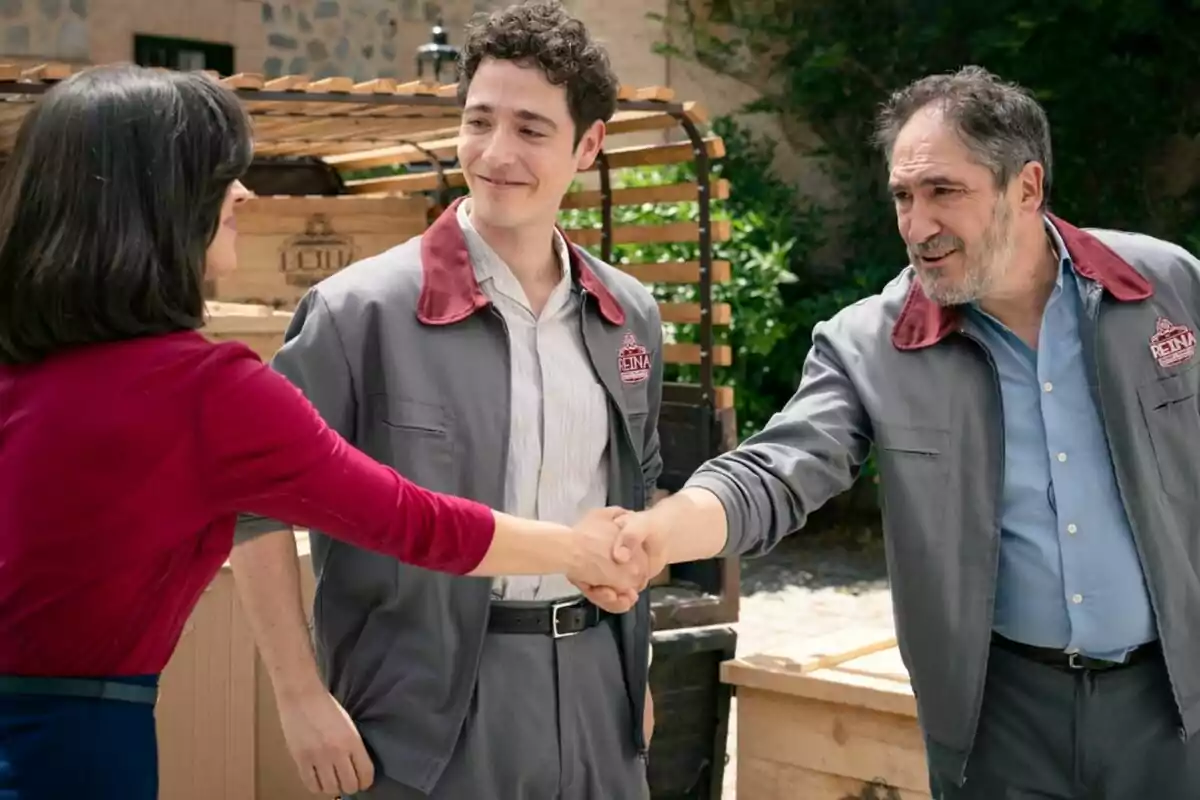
[
  {"left": 236, "top": 200, "right": 663, "bottom": 793},
  {"left": 687, "top": 214, "right": 1200, "bottom": 786}
]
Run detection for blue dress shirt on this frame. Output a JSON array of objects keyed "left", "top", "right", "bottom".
[{"left": 965, "top": 220, "right": 1157, "bottom": 661}]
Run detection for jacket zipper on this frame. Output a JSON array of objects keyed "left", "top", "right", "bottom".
[
  {"left": 954, "top": 326, "right": 1006, "bottom": 788},
  {"left": 580, "top": 287, "right": 651, "bottom": 754}
]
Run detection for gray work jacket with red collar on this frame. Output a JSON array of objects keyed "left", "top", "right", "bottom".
[
  {"left": 686, "top": 214, "right": 1200, "bottom": 786},
  {"left": 235, "top": 199, "right": 663, "bottom": 793}
]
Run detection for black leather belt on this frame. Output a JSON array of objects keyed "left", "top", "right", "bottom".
[
  {"left": 0, "top": 675, "right": 158, "bottom": 705},
  {"left": 992, "top": 633, "right": 1160, "bottom": 672},
  {"left": 488, "top": 598, "right": 609, "bottom": 638}
]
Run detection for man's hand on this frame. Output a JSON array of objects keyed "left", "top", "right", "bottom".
[
  {"left": 566, "top": 507, "right": 649, "bottom": 612},
  {"left": 576, "top": 509, "right": 668, "bottom": 612},
  {"left": 275, "top": 688, "right": 375, "bottom": 796}
]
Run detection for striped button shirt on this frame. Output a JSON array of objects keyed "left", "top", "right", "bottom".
[{"left": 457, "top": 200, "right": 611, "bottom": 601}]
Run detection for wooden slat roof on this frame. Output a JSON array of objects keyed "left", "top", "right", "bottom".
[{"left": 0, "top": 62, "right": 705, "bottom": 162}]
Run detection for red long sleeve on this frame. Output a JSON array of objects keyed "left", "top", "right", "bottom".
[
  {"left": 198, "top": 343, "right": 496, "bottom": 574},
  {"left": 0, "top": 331, "right": 494, "bottom": 677}
]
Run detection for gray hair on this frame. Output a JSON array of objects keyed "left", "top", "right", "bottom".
[{"left": 873, "top": 66, "right": 1053, "bottom": 205}]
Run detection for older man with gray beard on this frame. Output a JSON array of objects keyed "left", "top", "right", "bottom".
[{"left": 602, "top": 66, "right": 1200, "bottom": 798}]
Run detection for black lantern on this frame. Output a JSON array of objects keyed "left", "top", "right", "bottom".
[{"left": 415, "top": 19, "right": 459, "bottom": 83}]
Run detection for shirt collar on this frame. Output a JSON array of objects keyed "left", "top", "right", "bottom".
[
  {"left": 456, "top": 198, "right": 573, "bottom": 303},
  {"left": 415, "top": 196, "right": 625, "bottom": 327},
  {"left": 891, "top": 212, "right": 1152, "bottom": 351}
]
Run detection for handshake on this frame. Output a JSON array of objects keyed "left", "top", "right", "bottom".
[{"left": 563, "top": 507, "right": 667, "bottom": 614}]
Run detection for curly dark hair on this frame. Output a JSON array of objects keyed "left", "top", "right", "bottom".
[{"left": 456, "top": 0, "right": 620, "bottom": 146}]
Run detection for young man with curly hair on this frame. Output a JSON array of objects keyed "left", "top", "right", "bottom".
[{"left": 228, "top": 3, "right": 662, "bottom": 798}]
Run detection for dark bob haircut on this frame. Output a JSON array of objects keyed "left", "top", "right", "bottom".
[{"left": 0, "top": 64, "right": 253, "bottom": 365}]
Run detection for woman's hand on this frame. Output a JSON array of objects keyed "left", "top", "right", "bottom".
[{"left": 567, "top": 507, "right": 648, "bottom": 612}]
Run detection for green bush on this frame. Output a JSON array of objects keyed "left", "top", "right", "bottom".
[{"left": 560, "top": 115, "right": 840, "bottom": 438}]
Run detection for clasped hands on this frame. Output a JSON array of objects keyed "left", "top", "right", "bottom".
[{"left": 564, "top": 507, "right": 665, "bottom": 614}]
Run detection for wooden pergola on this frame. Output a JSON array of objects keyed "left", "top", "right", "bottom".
[{"left": 0, "top": 63, "right": 729, "bottom": 411}]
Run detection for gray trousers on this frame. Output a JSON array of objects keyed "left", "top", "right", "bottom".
[
  {"left": 355, "top": 615, "right": 648, "bottom": 800},
  {"left": 931, "top": 640, "right": 1200, "bottom": 799}
]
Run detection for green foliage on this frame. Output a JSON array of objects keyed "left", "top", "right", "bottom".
[
  {"left": 559, "top": 117, "right": 834, "bottom": 437},
  {"left": 640, "top": 0, "right": 1200, "bottom": 453},
  {"left": 656, "top": 0, "right": 1200, "bottom": 259}
]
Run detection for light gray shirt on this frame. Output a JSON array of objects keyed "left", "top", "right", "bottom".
[{"left": 457, "top": 200, "right": 611, "bottom": 601}]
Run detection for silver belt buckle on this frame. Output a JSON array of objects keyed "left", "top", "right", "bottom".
[
  {"left": 551, "top": 598, "right": 585, "bottom": 639},
  {"left": 1068, "top": 652, "right": 1084, "bottom": 670}
]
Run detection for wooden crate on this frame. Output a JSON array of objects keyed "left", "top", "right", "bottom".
[
  {"left": 212, "top": 195, "right": 430, "bottom": 309},
  {"left": 720, "top": 629, "right": 931, "bottom": 800},
  {"left": 202, "top": 301, "right": 292, "bottom": 361},
  {"left": 158, "top": 531, "right": 320, "bottom": 799}
]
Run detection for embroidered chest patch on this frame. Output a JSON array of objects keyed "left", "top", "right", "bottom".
[
  {"left": 1149, "top": 316, "right": 1196, "bottom": 368},
  {"left": 617, "top": 332, "right": 651, "bottom": 384}
]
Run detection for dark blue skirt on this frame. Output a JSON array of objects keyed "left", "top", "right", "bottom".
[{"left": 0, "top": 675, "right": 159, "bottom": 800}]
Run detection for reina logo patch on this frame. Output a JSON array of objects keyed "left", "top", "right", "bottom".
[
  {"left": 617, "top": 332, "right": 651, "bottom": 384},
  {"left": 1149, "top": 316, "right": 1196, "bottom": 368}
]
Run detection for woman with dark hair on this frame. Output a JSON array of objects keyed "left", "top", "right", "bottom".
[{"left": 0, "top": 64, "right": 645, "bottom": 799}]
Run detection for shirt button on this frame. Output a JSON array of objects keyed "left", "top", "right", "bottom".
[
  {"left": 1057, "top": 452, "right": 1068, "bottom": 462},
  {"left": 1072, "top": 594, "right": 1084, "bottom": 604},
  {"left": 1067, "top": 524, "right": 1078, "bottom": 535},
  {"left": 1043, "top": 382, "right": 1054, "bottom": 392}
]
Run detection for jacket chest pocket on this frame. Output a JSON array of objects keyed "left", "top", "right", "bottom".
[
  {"left": 873, "top": 423, "right": 952, "bottom": 553},
  {"left": 1137, "top": 365, "right": 1200, "bottom": 503},
  {"left": 368, "top": 396, "right": 460, "bottom": 493}
]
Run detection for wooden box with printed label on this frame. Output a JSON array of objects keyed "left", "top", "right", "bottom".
[{"left": 210, "top": 195, "right": 430, "bottom": 309}]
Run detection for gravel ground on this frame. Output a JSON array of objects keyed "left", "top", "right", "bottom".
[{"left": 715, "top": 529, "right": 896, "bottom": 799}]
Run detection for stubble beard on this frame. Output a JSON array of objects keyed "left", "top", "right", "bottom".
[{"left": 915, "top": 198, "right": 1017, "bottom": 307}]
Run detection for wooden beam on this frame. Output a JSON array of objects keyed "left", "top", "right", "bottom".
[
  {"left": 616, "top": 260, "right": 731, "bottom": 284},
  {"left": 306, "top": 77, "right": 355, "bottom": 92},
  {"left": 324, "top": 136, "right": 459, "bottom": 171},
  {"left": 634, "top": 85, "right": 676, "bottom": 102},
  {"left": 604, "top": 101, "right": 708, "bottom": 136},
  {"left": 343, "top": 169, "right": 467, "bottom": 194},
  {"left": 566, "top": 219, "right": 732, "bottom": 247},
  {"left": 262, "top": 74, "right": 312, "bottom": 91},
  {"left": 602, "top": 138, "right": 725, "bottom": 170},
  {"left": 558, "top": 179, "right": 730, "bottom": 210},
  {"left": 661, "top": 383, "right": 735, "bottom": 409},
  {"left": 658, "top": 302, "right": 732, "bottom": 325},
  {"left": 322, "top": 102, "right": 710, "bottom": 172},
  {"left": 222, "top": 73, "right": 265, "bottom": 90},
  {"left": 395, "top": 80, "right": 438, "bottom": 95},
  {"left": 341, "top": 138, "right": 725, "bottom": 193},
  {"left": 663, "top": 343, "right": 732, "bottom": 366},
  {"left": 20, "top": 62, "right": 71, "bottom": 80}
]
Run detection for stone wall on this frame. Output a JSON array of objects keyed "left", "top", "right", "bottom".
[
  {"left": 0, "top": 0, "right": 89, "bottom": 62},
  {"left": 0, "top": 0, "right": 817, "bottom": 193},
  {"left": 258, "top": 0, "right": 487, "bottom": 81}
]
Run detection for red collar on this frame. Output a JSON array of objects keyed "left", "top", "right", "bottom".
[
  {"left": 891, "top": 213, "right": 1153, "bottom": 351},
  {"left": 416, "top": 197, "right": 626, "bottom": 327}
]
